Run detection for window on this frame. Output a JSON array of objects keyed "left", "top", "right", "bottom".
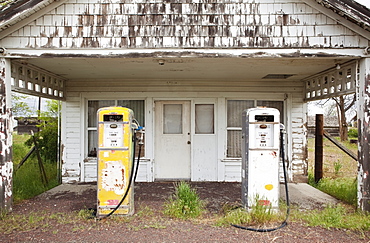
[
  {"left": 87, "top": 100, "right": 145, "bottom": 157},
  {"left": 227, "top": 100, "right": 254, "bottom": 157},
  {"left": 163, "top": 104, "right": 183, "bottom": 134},
  {"left": 226, "top": 100, "right": 283, "bottom": 157},
  {"left": 195, "top": 104, "right": 214, "bottom": 134}
]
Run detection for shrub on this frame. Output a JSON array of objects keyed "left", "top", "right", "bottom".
[{"left": 348, "top": 128, "right": 358, "bottom": 138}]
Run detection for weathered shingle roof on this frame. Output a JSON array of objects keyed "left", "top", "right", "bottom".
[
  {"left": 317, "top": 0, "right": 370, "bottom": 31},
  {"left": 0, "top": 0, "right": 43, "bottom": 22},
  {"left": 0, "top": 0, "right": 370, "bottom": 36}
]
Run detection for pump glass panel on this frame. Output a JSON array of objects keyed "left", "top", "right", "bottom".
[
  {"left": 163, "top": 104, "right": 183, "bottom": 134},
  {"left": 103, "top": 114, "right": 123, "bottom": 122},
  {"left": 255, "top": 115, "right": 274, "bottom": 122},
  {"left": 254, "top": 124, "right": 274, "bottom": 147}
]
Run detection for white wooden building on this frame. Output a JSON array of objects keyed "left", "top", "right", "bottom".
[{"left": 1, "top": 0, "right": 370, "bottom": 211}]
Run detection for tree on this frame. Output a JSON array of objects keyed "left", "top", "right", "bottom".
[
  {"left": 309, "top": 94, "right": 356, "bottom": 141},
  {"left": 332, "top": 94, "right": 356, "bottom": 141},
  {"left": 11, "top": 93, "right": 34, "bottom": 117},
  {"left": 26, "top": 100, "right": 60, "bottom": 163}
]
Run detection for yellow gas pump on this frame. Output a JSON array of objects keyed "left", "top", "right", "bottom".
[{"left": 97, "top": 107, "right": 135, "bottom": 217}]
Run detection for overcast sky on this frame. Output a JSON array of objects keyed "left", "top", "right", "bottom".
[{"left": 355, "top": 0, "right": 370, "bottom": 8}]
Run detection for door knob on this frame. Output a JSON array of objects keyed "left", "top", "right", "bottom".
[{"left": 187, "top": 141, "right": 191, "bottom": 144}]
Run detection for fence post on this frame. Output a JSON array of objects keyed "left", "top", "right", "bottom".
[{"left": 315, "top": 114, "right": 323, "bottom": 183}]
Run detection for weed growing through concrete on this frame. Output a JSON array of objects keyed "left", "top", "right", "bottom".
[{"left": 163, "top": 181, "right": 205, "bottom": 219}]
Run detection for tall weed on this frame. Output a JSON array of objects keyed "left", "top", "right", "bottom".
[{"left": 163, "top": 181, "right": 205, "bottom": 219}]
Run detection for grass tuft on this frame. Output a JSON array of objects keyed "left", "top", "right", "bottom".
[
  {"left": 163, "top": 181, "right": 205, "bottom": 219},
  {"left": 295, "top": 204, "right": 370, "bottom": 232},
  {"left": 308, "top": 173, "right": 357, "bottom": 205},
  {"left": 215, "top": 196, "right": 284, "bottom": 227}
]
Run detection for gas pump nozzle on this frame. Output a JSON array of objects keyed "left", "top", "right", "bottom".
[
  {"left": 137, "top": 128, "right": 144, "bottom": 145},
  {"left": 280, "top": 123, "right": 286, "bottom": 133}
]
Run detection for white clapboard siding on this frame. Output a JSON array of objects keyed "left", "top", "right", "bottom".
[
  {"left": 62, "top": 79, "right": 306, "bottom": 182},
  {"left": 223, "top": 162, "right": 242, "bottom": 182},
  {"left": 61, "top": 95, "right": 82, "bottom": 183},
  {"left": 84, "top": 158, "right": 153, "bottom": 183}
]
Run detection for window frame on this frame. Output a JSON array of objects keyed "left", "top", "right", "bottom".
[
  {"left": 86, "top": 99, "right": 145, "bottom": 158},
  {"left": 226, "top": 99, "right": 285, "bottom": 158}
]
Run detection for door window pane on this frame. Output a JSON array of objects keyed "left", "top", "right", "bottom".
[
  {"left": 195, "top": 104, "right": 214, "bottom": 134},
  {"left": 163, "top": 104, "right": 182, "bottom": 134}
]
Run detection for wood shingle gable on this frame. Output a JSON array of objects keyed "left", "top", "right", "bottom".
[{"left": 0, "top": 0, "right": 369, "bottom": 49}]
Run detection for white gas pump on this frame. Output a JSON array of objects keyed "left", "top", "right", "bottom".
[{"left": 241, "top": 107, "right": 280, "bottom": 210}]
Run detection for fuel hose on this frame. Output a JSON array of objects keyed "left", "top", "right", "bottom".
[
  {"left": 96, "top": 125, "right": 143, "bottom": 220},
  {"left": 231, "top": 128, "right": 290, "bottom": 232}
]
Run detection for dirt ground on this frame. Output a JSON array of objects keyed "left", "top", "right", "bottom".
[{"left": 2, "top": 182, "right": 369, "bottom": 242}]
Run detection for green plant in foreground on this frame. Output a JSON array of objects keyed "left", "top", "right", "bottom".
[
  {"left": 333, "top": 160, "right": 343, "bottom": 176},
  {"left": 308, "top": 172, "right": 357, "bottom": 205},
  {"left": 296, "top": 204, "right": 370, "bottom": 231},
  {"left": 163, "top": 181, "right": 205, "bottom": 219},
  {"left": 216, "top": 196, "right": 283, "bottom": 227},
  {"left": 13, "top": 133, "right": 60, "bottom": 203}
]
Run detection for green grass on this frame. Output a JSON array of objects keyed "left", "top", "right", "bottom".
[
  {"left": 12, "top": 133, "right": 59, "bottom": 203},
  {"left": 0, "top": 210, "right": 89, "bottom": 235},
  {"left": 293, "top": 204, "right": 370, "bottom": 232},
  {"left": 163, "top": 181, "right": 205, "bottom": 219},
  {"left": 308, "top": 173, "right": 357, "bottom": 205},
  {"left": 215, "top": 198, "right": 286, "bottom": 227},
  {"left": 307, "top": 137, "right": 358, "bottom": 205}
]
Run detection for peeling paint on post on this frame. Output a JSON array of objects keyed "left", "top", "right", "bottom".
[
  {"left": 358, "top": 57, "right": 370, "bottom": 212},
  {"left": 0, "top": 57, "right": 13, "bottom": 212}
]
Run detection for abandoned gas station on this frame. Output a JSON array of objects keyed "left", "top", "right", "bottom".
[{"left": 0, "top": 0, "right": 369, "bottom": 213}]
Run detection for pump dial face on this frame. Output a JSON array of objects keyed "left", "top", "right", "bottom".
[{"left": 103, "top": 115, "right": 123, "bottom": 122}]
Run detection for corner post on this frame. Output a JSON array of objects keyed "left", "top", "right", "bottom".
[
  {"left": 0, "top": 57, "right": 13, "bottom": 212},
  {"left": 357, "top": 57, "right": 370, "bottom": 212}
]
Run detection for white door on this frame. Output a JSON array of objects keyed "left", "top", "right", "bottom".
[{"left": 155, "top": 101, "right": 191, "bottom": 180}]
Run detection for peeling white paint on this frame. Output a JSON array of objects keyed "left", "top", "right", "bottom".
[{"left": 101, "top": 160, "right": 126, "bottom": 195}]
